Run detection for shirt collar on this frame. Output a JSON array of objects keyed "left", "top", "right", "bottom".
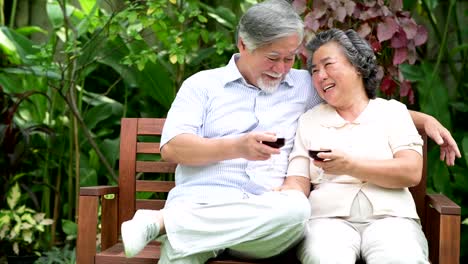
[
  {"left": 320, "top": 99, "right": 378, "bottom": 128},
  {"left": 222, "top": 53, "right": 295, "bottom": 88}
]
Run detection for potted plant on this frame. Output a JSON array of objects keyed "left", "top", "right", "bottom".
[{"left": 0, "top": 182, "right": 53, "bottom": 263}]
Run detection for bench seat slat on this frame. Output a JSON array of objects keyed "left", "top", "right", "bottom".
[{"left": 96, "top": 243, "right": 286, "bottom": 264}]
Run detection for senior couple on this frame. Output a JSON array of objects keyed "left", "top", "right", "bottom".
[{"left": 120, "top": 0, "right": 461, "bottom": 263}]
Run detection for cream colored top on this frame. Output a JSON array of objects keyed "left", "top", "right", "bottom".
[{"left": 287, "top": 98, "right": 423, "bottom": 219}]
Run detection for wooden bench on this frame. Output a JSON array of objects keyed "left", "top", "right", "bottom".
[{"left": 76, "top": 118, "right": 461, "bottom": 264}]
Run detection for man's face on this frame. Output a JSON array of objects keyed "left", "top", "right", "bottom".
[{"left": 238, "top": 34, "right": 300, "bottom": 93}]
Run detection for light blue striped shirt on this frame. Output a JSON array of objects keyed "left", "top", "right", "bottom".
[{"left": 161, "top": 54, "right": 322, "bottom": 204}]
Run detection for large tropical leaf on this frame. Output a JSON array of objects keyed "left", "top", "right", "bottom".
[
  {"left": 400, "top": 62, "right": 451, "bottom": 129},
  {"left": 96, "top": 36, "right": 175, "bottom": 110}
]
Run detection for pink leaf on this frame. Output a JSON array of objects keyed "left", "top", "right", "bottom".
[
  {"left": 292, "top": 0, "right": 307, "bottom": 14},
  {"left": 381, "top": 5, "right": 392, "bottom": 17},
  {"left": 371, "top": 40, "right": 382, "bottom": 52},
  {"left": 400, "top": 79, "right": 415, "bottom": 104},
  {"left": 367, "top": 7, "right": 382, "bottom": 19},
  {"left": 344, "top": 1, "right": 356, "bottom": 16},
  {"left": 304, "top": 13, "right": 316, "bottom": 29},
  {"left": 387, "top": 65, "right": 398, "bottom": 76},
  {"left": 376, "top": 66, "right": 385, "bottom": 81},
  {"left": 377, "top": 17, "right": 398, "bottom": 42},
  {"left": 400, "top": 17, "right": 418, "bottom": 39},
  {"left": 380, "top": 75, "right": 397, "bottom": 95},
  {"left": 327, "top": 17, "right": 334, "bottom": 29},
  {"left": 311, "top": 6, "right": 327, "bottom": 20},
  {"left": 364, "top": 0, "right": 377, "bottom": 7},
  {"left": 400, "top": 11, "right": 411, "bottom": 18},
  {"left": 408, "top": 88, "right": 415, "bottom": 104},
  {"left": 328, "top": 0, "right": 338, "bottom": 10},
  {"left": 353, "top": 6, "right": 361, "bottom": 18},
  {"left": 335, "top": 6, "right": 347, "bottom": 22},
  {"left": 390, "top": 28, "right": 408, "bottom": 48},
  {"left": 414, "top": 25, "right": 428, "bottom": 46},
  {"left": 389, "top": 0, "right": 403, "bottom": 11},
  {"left": 400, "top": 80, "right": 411, "bottom": 97},
  {"left": 393, "top": 47, "right": 408, "bottom": 65},
  {"left": 357, "top": 23, "right": 372, "bottom": 38},
  {"left": 407, "top": 42, "right": 417, "bottom": 64}
]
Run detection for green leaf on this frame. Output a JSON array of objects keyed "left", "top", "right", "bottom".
[
  {"left": 40, "top": 219, "right": 54, "bottom": 226},
  {"left": 462, "top": 135, "right": 468, "bottom": 167},
  {"left": 407, "top": 62, "right": 451, "bottom": 129},
  {"left": 197, "top": 15, "right": 208, "bottom": 23},
  {"left": 97, "top": 36, "right": 175, "bottom": 109},
  {"left": 14, "top": 26, "right": 48, "bottom": 36},
  {"left": 449, "top": 44, "right": 468, "bottom": 57},
  {"left": 22, "top": 229, "right": 33, "bottom": 243},
  {"left": 13, "top": 242, "right": 19, "bottom": 255},
  {"left": 400, "top": 63, "right": 424, "bottom": 82},
  {"left": 21, "top": 213, "right": 36, "bottom": 226},
  {"left": 428, "top": 147, "right": 450, "bottom": 193},
  {"left": 199, "top": 4, "right": 237, "bottom": 29},
  {"left": 62, "top": 219, "right": 78, "bottom": 236},
  {"left": 83, "top": 103, "right": 114, "bottom": 131},
  {"left": 78, "top": 0, "right": 100, "bottom": 15},
  {"left": 7, "top": 183, "right": 21, "bottom": 210},
  {"left": 79, "top": 167, "right": 98, "bottom": 186},
  {"left": 0, "top": 29, "right": 21, "bottom": 64}
]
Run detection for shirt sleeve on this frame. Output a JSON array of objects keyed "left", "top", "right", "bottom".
[
  {"left": 387, "top": 100, "right": 423, "bottom": 155},
  {"left": 160, "top": 75, "right": 208, "bottom": 148}
]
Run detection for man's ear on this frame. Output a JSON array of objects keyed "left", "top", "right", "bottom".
[{"left": 237, "top": 37, "right": 246, "bottom": 52}]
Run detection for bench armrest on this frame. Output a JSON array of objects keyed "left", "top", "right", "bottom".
[
  {"left": 80, "top": 185, "right": 119, "bottom": 196},
  {"left": 424, "top": 194, "right": 461, "bottom": 264},
  {"left": 77, "top": 185, "right": 120, "bottom": 264},
  {"left": 426, "top": 193, "right": 461, "bottom": 215}
]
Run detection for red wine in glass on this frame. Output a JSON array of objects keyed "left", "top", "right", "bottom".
[
  {"left": 308, "top": 149, "right": 331, "bottom": 161},
  {"left": 262, "top": 138, "right": 285, "bottom": 149}
]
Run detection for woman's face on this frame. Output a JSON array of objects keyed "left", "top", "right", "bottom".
[{"left": 310, "top": 41, "right": 364, "bottom": 108}]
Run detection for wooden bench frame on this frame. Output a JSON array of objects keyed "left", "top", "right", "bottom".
[{"left": 76, "top": 118, "right": 461, "bottom": 264}]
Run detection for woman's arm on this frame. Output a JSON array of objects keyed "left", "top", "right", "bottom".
[
  {"left": 409, "top": 110, "right": 461, "bottom": 166},
  {"left": 316, "top": 149, "right": 422, "bottom": 189},
  {"left": 274, "top": 176, "right": 311, "bottom": 197}
]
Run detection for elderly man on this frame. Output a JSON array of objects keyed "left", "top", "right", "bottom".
[{"left": 120, "top": 1, "right": 460, "bottom": 264}]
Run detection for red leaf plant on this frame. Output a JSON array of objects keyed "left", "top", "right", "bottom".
[{"left": 293, "top": 0, "right": 428, "bottom": 104}]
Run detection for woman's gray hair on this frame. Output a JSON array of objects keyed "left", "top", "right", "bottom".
[
  {"left": 237, "top": 0, "right": 304, "bottom": 52},
  {"left": 306, "top": 28, "right": 379, "bottom": 99}
]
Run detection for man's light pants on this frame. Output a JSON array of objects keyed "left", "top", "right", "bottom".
[{"left": 158, "top": 190, "right": 310, "bottom": 264}]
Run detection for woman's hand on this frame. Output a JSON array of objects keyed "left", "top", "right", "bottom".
[{"left": 423, "top": 117, "right": 461, "bottom": 166}]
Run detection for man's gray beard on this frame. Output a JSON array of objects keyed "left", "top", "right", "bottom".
[{"left": 257, "top": 77, "right": 281, "bottom": 94}]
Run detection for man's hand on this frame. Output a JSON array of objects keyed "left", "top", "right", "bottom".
[
  {"left": 424, "top": 117, "right": 461, "bottom": 166},
  {"left": 238, "top": 132, "right": 280, "bottom": 161}
]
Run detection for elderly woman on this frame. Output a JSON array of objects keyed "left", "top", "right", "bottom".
[{"left": 280, "top": 28, "right": 429, "bottom": 263}]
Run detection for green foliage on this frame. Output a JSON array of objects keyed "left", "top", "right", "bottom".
[
  {"left": 0, "top": 183, "right": 53, "bottom": 256},
  {"left": 401, "top": 0, "right": 468, "bottom": 260},
  {"left": 0, "top": 0, "right": 248, "bottom": 255},
  {"left": 34, "top": 244, "right": 76, "bottom": 264}
]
